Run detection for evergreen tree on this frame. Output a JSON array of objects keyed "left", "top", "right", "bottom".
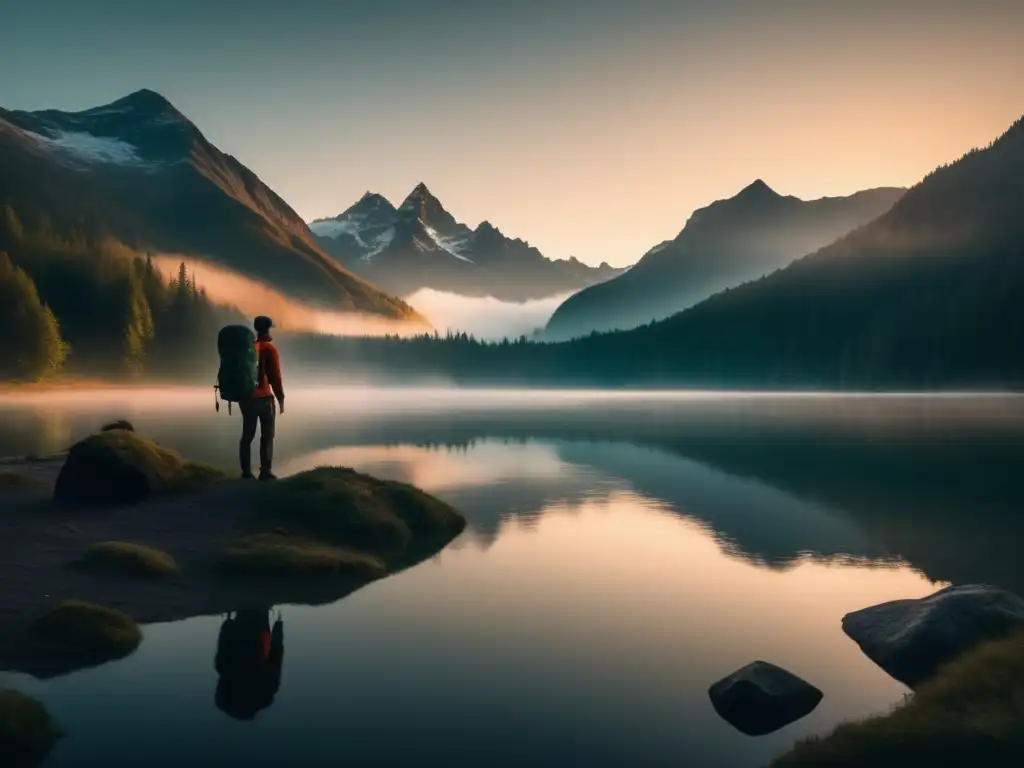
[
  {"left": 120, "top": 272, "right": 155, "bottom": 377},
  {"left": 0, "top": 252, "right": 67, "bottom": 380},
  {"left": 0, "top": 208, "right": 241, "bottom": 381}
]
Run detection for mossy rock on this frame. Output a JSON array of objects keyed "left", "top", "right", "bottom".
[
  {"left": 253, "top": 467, "right": 466, "bottom": 559},
  {"left": 0, "top": 689, "right": 61, "bottom": 768},
  {"left": 53, "top": 430, "right": 224, "bottom": 506},
  {"left": 100, "top": 419, "right": 135, "bottom": 432},
  {"left": 772, "top": 630, "right": 1024, "bottom": 767},
  {"left": 78, "top": 541, "right": 177, "bottom": 577},
  {"left": 0, "top": 469, "right": 38, "bottom": 491},
  {"left": 220, "top": 533, "right": 386, "bottom": 577},
  {"left": 32, "top": 600, "right": 142, "bottom": 662}
]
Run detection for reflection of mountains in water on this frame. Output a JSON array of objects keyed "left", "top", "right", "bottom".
[
  {"left": 277, "top": 403, "right": 1024, "bottom": 592},
  {"left": 14, "top": 397, "right": 1018, "bottom": 591}
]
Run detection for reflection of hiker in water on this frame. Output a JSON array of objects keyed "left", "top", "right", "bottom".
[{"left": 214, "top": 609, "right": 284, "bottom": 720}]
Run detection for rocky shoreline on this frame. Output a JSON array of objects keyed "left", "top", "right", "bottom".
[{"left": 0, "top": 428, "right": 466, "bottom": 680}]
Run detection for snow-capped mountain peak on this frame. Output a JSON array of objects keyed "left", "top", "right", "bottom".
[
  {"left": 2, "top": 88, "right": 197, "bottom": 172},
  {"left": 87, "top": 89, "right": 181, "bottom": 121},
  {"left": 355, "top": 191, "right": 394, "bottom": 209},
  {"left": 306, "top": 183, "right": 629, "bottom": 300},
  {"left": 398, "top": 181, "right": 454, "bottom": 224},
  {"left": 405, "top": 181, "right": 432, "bottom": 199}
]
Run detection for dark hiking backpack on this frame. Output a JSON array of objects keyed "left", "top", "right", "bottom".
[{"left": 215, "top": 325, "right": 259, "bottom": 412}]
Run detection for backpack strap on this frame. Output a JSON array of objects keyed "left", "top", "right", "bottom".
[{"left": 256, "top": 341, "right": 266, "bottom": 389}]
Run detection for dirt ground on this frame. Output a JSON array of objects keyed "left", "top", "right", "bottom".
[{"left": 0, "top": 456, "right": 385, "bottom": 679}]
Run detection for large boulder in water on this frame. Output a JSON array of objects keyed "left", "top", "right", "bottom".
[
  {"left": 54, "top": 430, "right": 223, "bottom": 506},
  {"left": 708, "top": 661, "right": 823, "bottom": 736},
  {"left": 842, "top": 583, "right": 1024, "bottom": 688}
]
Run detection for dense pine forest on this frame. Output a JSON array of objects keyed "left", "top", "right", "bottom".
[
  {"left": 0, "top": 204, "right": 240, "bottom": 382},
  {"left": 281, "top": 318, "right": 1020, "bottom": 389}
]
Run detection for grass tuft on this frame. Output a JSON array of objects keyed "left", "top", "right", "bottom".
[
  {"left": 79, "top": 541, "right": 177, "bottom": 577},
  {"left": 32, "top": 600, "right": 142, "bottom": 660},
  {"left": 0, "top": 688, "right": 61, "bottom": 768},
  {"left": 219, "top": 533, "right": 386, "bottom": 577},
  {"left": 772, "top": 630, "right": 1024, "bottom": 767}
]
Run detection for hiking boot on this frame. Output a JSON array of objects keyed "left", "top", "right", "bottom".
[{"left": 258, "top": 471, "right": 278, "bottom": 482}]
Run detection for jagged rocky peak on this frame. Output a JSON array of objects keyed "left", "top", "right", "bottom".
[
  {"left": 354, "top": 191, "right": 395, "bottom": 211},
  {"left": 397, "top": 181, "right": 460, "bottom": 232},
  {"left": 736, "top": 178, "right": 781, "bottom": 199},
  {"left": 401, "top": 181, "right": 435, "bottom": 207}
]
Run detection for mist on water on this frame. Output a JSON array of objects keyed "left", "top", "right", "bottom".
[
  {"left": 403, "top": 288, "right": 575, "bottom": 340},
  {"left": 3, "top": 386, "right": 1023, "bottom": 424}
]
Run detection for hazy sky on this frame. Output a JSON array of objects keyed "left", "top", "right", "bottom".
[{"left": 2, "top": 0, "right": 1022, "bottom": 266}]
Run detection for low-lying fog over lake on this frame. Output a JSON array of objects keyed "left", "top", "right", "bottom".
[
  {"left": 2, "top": 389, "right": 1023, "bottom": 767},
  {"left": 403, "top": 289, "right": 574, "bottom": 340}
]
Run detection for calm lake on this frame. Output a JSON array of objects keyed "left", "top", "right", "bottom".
[{"left": 2, "top": 388, "right": 1022, "bottom": 767}]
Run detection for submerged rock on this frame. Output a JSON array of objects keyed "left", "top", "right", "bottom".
[
  {"left": 708, "top": 660, "right": 823, "bottom": 736},
  {"left": 842, "top": 583, "right": 1024, "bottom": 688}
]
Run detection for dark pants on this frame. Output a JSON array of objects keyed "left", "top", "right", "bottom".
[{"left": 239, "top": 397, "right": 276, "bottom": 475}]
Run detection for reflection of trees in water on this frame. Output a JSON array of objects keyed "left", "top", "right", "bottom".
[
  {"left": 641, "top": 426, "right": 1024, "bottom": 592},
  {"left": 437, "top": 476, "right": 606, "bottom": 551},
  {"left": 0, "top": 407, "right": 72, "bottom": 457},
  {"left": 282, "top": 407, "right": 1024, "bottom": 591},
  {"left": 7, "top": 399, "right": 1017, "bottom": 591}
]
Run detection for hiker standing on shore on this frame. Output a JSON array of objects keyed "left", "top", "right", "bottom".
[{"left": 240, "top": 315, "right": 284, "bottom": 481}]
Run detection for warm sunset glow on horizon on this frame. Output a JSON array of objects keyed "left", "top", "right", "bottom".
[{"left": 3, "top": 0, "right": 1022, "bottom": 266}]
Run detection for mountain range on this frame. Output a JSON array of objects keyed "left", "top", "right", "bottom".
[
  {"left": 0, "top": 89, "right": 421, "bottom": 322},
  {"left": 538, "top": 113, "right": 1024, "bottom": 386},
  {"left": 611, "top": 112, "right": 1024, "bottom": 386},
  {"left": 310, "top": 184, "right": 626, "bottom": 301},
  {"left": 543, "top": 181, "right": 906, "bottom": 340},
  {"left": 298, "top": 111, "right": 1024, "bottom": 388}
]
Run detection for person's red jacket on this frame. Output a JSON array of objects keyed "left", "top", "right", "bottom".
[{"left": 253, "top": 336, "right": 284, "bottom": 400}]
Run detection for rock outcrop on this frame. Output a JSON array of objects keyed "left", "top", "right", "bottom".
[{"left": 842, "top": 583, "right": 1024, "bottom": 687}]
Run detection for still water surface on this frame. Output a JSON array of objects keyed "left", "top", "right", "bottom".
[{"left": 2, "top": 389, "right": 1022, "bottom": 767}]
